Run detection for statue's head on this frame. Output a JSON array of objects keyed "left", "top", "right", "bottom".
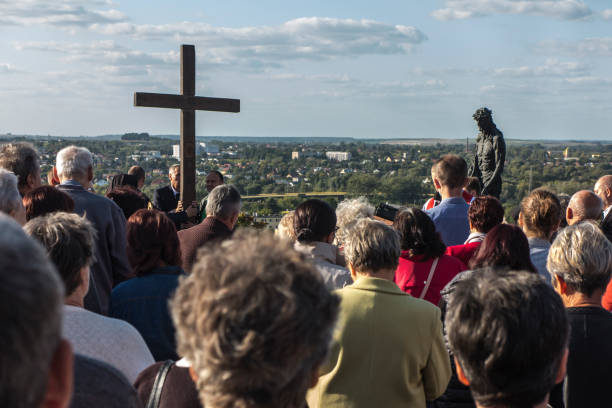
[{"left": 473, "top": 107, "right": 492, "bottom": 122}]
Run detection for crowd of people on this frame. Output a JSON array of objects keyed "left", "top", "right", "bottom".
[{"left": 1, "top": 142, "right": 612, "bottom": 408}]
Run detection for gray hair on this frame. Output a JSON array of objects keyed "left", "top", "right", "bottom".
[
  {"left": 343, "top": 217, "right": 400, "bottom": 274},
  {"left": 205, "top": 184, "right": 241, "bottom": 219},
  {"left": 169, "top": 164, "right": 180, "bottom": 175},
  {"left": 0, "top": 169, "right": 22, "bottom": 215},
  {"left": 335, "top": 197, "right": 374, "bottom": 246},
  {"left": 548, "top": 221, "right": 612, "bottom": 296},
  {"left": 55, "top": 145, "right": 93, "bottom": 180},
  {"left": 0, "top": 213, "right": 64, "bottom": 408},
  {"left": 0, "top": 142, "right": 39, "bottom": 191},
  {"left": 25, "top": 212, "right": 96, "bottom": 296}
]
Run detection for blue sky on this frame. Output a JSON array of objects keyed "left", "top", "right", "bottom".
[{"left": 1, "top": 0, "right": 611, "bottom": 140}]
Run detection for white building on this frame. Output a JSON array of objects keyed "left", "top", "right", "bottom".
[
  {"left": 326, "top": 151, "right": 351, "bottom": 161},
  {"left": 199, "top": 142, "right": 220, "bottom": 154},
  {"left": 172, "top": 145, "right": 180, "bottom": 159}
]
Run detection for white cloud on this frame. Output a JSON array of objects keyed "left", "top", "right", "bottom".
[
  {"left": 0, "top": 63, "right": 19, "bottom": 73},
  {"left": 564, "top": 76, "right": 612, "bottom": 86},
  {"left": 432, "top": 0, "right": 593, "bottom": 21},
  {"left": 0, "top": 0, "right": 127, "bottom": 28},
  {"left": 538, "top": 38, "right": 612, "bottom": 56},
  {"left": 493, "top": 59, "right": 588, "bottom": 77},
  {"left": 92, "top": 17, "right": 427, "bottom": 63},
  {"left": 601, "top": 9, "right": 612, "bottom": 20}
]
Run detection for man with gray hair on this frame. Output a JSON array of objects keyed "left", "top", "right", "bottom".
[
  {"left": 0, "top": 141, "right": 42, "bottom": 196},
  {"left": 594, "top": 175, "right": 612, "bottom": 242},
  {"left": 55, "top": 145, "right": 131, "bottom": 315},
  {"left": 178, "top": 184, "right": 241, "bottom": 273},
  {"left": 0, "top": 213, "right": 73, "bottom": 408},
  {"left": 566, "top": 190, "right": 603, "bottom": 226},
  {"left": 307, "top": 218, "right": 451, "bottom": 408},
  {"left": 548, "top": 221, "right": 612, "bottom": 407},
  {"left": 0, "top": 168, "right": 26, "bottom": 225}
]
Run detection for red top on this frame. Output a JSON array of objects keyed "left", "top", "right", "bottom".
[
  {"left": 445, "top": 242, "right": 482, "bottom": 268},
  {"left": 601, "top": 279, "right": 612, "bottom": 311},
  {"left": 394, "top": 252, "right": 467, "bottom": 306},
  {"left": 424, "top": 190, "right": 473, "bottom": 210}
]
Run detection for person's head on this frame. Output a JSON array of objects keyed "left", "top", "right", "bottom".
[
  {"left": 128, "top": 165, "right": 146, "bottom": 189},
  {"left": 469, "top": 224, "right": 537, "bottom": 273},
  {"left": 168, "top": 164, "right": 180, "bottom": 191},
  {"left": 171, "top": 229, "right": 340, "bottom": 408},
  {"left": 594, "top": 175, "right": 612, "bottom": 209},
  {"left": 473, "top": 107, "right": 494, "bottom": 132},
  {"left": 393, "top": 207, "right": 445, "bottom": 259},
  {"left": 293, "top": 199, "right": 336, "bottom": 244},
  {"left": 431, "top": 154, "right": 468, "bottom": 194},
  {"left": 106, "top": 173, "right": 138, "bottom": 195},
  {"left": 106, "top": 186, "right": 148, "bottom": 219},
  {"left": 24, "top": 213, "right": 96, "bottom": 303},
  {"left": 566, "top": 190, "right": 603, "bottom": 225},
  {"left": 548, "top": 221, "right": 612, "bottom": 301},
  {"left": 468, "top": 196, "right": 504, "bottom": 233},
  {"left": 55, "top": 146, "right": 94, "bottom": 186},
  {"left": 446, "top": 268, "right": 569, "bottom": 408},
  {"left": 0, "top": 169, "right": 26, "bottom": 225},
  {"left": 465, "top": 176, "right": 481, "bottom": 197},
  {"left": 335, "top": 196, "right": 374, "bottom": 246},
  {"left": 275, "top": 211, "right": 296, "bottom": 242},
  {"left": 519, "top": 189, "right": 561, "bottom": 240},
  {"left": 0, "top": 142, "right": 41, "bottom": 196},
  {"left": 205, "top": 170, "right": 224, "bottom": 193},
  {"left": 127, "top": 209, "right": 181, "bottom": 276},
  {"left": 344, "top": 218, "right": 400, "bottom": 280},
  {"left": 0, "top": 214, "right": 73, "bottom": 408},
  {"left": 205, "top": 185, "right": 242, "bottom": 229},
  {"left": 23, "top": 185, "right": 75, "bottom": 221}
]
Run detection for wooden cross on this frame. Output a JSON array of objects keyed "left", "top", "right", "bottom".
[{"left": 134, "top": 44, "right": 240, "bottom": 205}]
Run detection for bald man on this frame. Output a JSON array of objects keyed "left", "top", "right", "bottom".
[
  {"left": 594, "top": 175, "right": 612, "bottom": 242},
  {"left": 566, "top": 190, "right": 603, "bottom": 226}
]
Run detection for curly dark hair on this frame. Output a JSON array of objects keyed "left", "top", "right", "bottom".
[
  {"left": 106, "top": 186, "right": 148, "bottom": 220},
  {"left": 468, "top": 196, "right": 504, "bottom": 233},
  {"left": 126, "top": 209, "right": 181, "bottom": 276},
  {"left": 171, "top": 229, "right": 340, "bottom": 408},
  {"left": 0, "top": 142, "right": 39, "bottom": 192},
  {"left": 393, "top": 207, "right": 446, "bottom": 259},
  {"left": 469, "top": 224, "right": 536, "bottom": 272}
]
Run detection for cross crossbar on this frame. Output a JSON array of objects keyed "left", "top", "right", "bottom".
[{"left": 134, "top": 92, "right": 240, "bottom": 113}]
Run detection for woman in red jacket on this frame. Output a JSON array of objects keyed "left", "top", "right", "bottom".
[{"left": 393, "top": 208, "right": 466, "bottom": 306}]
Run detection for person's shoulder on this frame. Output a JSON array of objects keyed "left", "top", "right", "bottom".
[
  {"left": 73, "top": 354, "right": 140, "bottom": 408},
  {"left": 440, "top": 253, "right": 467, "bottom": 268}
]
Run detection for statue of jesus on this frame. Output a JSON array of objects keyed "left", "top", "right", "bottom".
[{"left": 469, "top": 107, "right": 506, "bottom": 198}]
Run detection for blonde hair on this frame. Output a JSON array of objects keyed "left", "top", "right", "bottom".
[
  {"left": 275, "top": 211, "right": 296, "bottom": 242},
  {"left": 520, "top": 189, "right": 561, "bottom": 239}
]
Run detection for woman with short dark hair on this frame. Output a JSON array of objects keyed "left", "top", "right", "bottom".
[
  {"left": 293, "top": 199, "right": 351, "bottom": 290},
  {"left": 469, "top": 224, "right": 537, "bottom": 273},
  {"left": 393, "top": 208, "right": 466, "bottom": 306},
  {"left": 110, "top": 209, "right": 185, "bottom": 361},
  {"left": 23, "top": 185, "right": 74, "bottom": 221}
]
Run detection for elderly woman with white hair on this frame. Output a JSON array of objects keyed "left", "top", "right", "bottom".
[
  {"left": 307, "top": 218, "right": 451, "bottom": 408},
  {"left": 334, "top": 196, "right": 374, "bottom": 247},
  {"left": 548, "top": 221, "right": 612, "bottom": 408},
  {"left": 0, "top": 168, "right": 26, "bottom": 225}
]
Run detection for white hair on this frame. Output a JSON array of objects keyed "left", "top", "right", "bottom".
[
  {"left": 56, "top": 145, "right": 93, "bottom": 180},
  {"left": 0, "top": 213, "right": 64, "bottom": 407},
  {"left": 335, "top": 197, "right": 375, "bottom": 246},
  {"left": 548, "top": 221, "right": 612, "bottom": 295},
  {"left": 343, "top": 218, "right": 400, "bottom": 274},
  {"left": 206, "top": 184, "right": 241, "bottom": 219},
  {"left": 0, "top": 169, "right": 22, "bottom": 215}
]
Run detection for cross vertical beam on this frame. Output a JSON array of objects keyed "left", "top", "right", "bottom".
[{"left": 180, "top": 45, "right": 196, "bottom": 205}]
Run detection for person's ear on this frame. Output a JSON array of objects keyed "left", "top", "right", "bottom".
[
  {"left": 53, "top": 166, "right": 60, "bottom": 183},
  {"left": 42, "top": 339, "right": 73, "bottom": 408},
  {"left": 554, "top": 274, "right": 568, "bottom": 295},
  {"left": 27, "top": 172, "right": 38, "bottom": 189},
  {"left": 566, "top": 207, "right": 573, "bottom": 223},
  {"left": 433, "top": 177, "right": 442, "bottom": 191},
  {"left": 347, "top": 262, "right": 357, "bottom": 282},
  {"left": 87, "top": 166, "right": 93, "bottom": 182},
  {"left": 518, "top": 211, "right": 525, "bottom": 228},
  {"left": 555, "top": 347, "right": 569, "bottom": 384},
  {"left": 454, "top": 357, "right": 470, "bottom": 386},
  {"left": 189, "top": 366, "right": 198, "bottom": 384}
]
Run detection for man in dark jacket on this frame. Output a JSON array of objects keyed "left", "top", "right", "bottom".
[
  {"left": 595, "top": 175, "right": 612, "bottom": 243},
  {"left": 55, "top": 145, "right": 132, "bottom": 315},
  {"left": 178, "top": 184, "right": 241, "bottom": 273},
  {"left": 153, "top": 164, "right": 197, "bottom": 229}
]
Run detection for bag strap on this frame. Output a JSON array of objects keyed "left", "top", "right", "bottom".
[
  {"left": 419, "top": 257, "right": 439, "bottom": 299},
  {"left": 146, "top": 360, "right": 174, "bottom": 408}
]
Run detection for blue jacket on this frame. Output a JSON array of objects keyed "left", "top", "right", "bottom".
[
  {"left": 110, "top": 266, "right": 184, "bottom": 361},
  {"left": 426, "top": 197, "right": 470, "bottom": 247}
]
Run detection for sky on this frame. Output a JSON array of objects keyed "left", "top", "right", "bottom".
[{"left": 1, "top": 0, "right": 612, "bottom": 140}]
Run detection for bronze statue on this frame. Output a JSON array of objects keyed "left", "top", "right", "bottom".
[{"left": 469, "top": 107, "right": 506, "bottom": 198}]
